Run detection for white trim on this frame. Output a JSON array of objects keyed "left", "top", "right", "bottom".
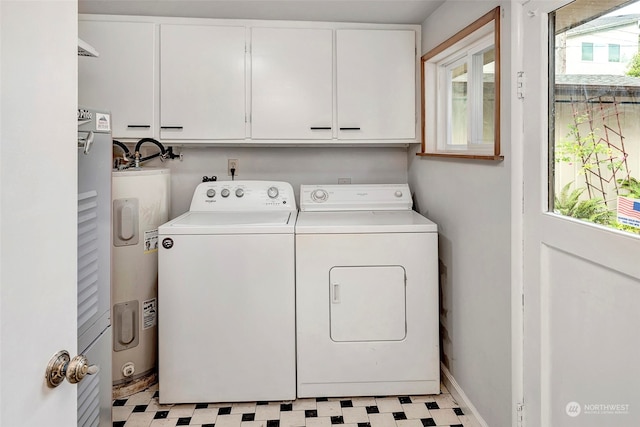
[
  {"left": 440, "top": 363, "right": 489, "bottom": 427},
  {"left": 79, "top": 13, "right": 422, "bottom": 31},
  {"left": 510, "top": 3, "right": 525, "bottom": 427},
  {"left": 435, "top": 34, "right": 495, "bottom": 152}
]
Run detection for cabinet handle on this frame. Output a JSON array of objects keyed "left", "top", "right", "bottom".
[
  {"left": 127, "top": 125, "right": 151, "bottom": 129},
  {"left": 339, "top": 127, "right": 361, "bottom": 131},
  {"left": 310, "top": 127, "right": 331, "bottom": 130},
  {"left": 161, "top": 126, "right": 184, "bottom": 130}
]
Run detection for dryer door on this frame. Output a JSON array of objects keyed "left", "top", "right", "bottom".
[{"left": 329, "top": 266, "right": 406, "bottom": 342}]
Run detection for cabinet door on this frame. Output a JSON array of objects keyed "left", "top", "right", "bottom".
[
  {"left": 337, "top": 29, "right": 416, "bottom": 140},
  {"left": 160, "top": 25, "right": 246, "bottom": 140},
  {"left": 79, "top": 21, "right": 156, "bottom": 139},
  {"left": 251, "top": 28, "right": 333, "bottom": 140}
]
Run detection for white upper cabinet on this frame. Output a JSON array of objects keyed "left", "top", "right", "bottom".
[
  {"left": 78, "top": 17, "right": 419, "bottom": 144},
  {"left": 160, "top": 24, "right": 246, "bottom": 140},
  {"left": 251, "top": 28, "right": 333, "bottom": 140},
  {"left": 79, "top": 20, "right": 156, "bottom": 139},
  {"left": 336, "top": 29, "right": 416, "bottom": 140}
]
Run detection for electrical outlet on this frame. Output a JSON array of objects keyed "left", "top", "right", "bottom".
[
  {"left": 338, "top": 177, "right": 351, "bottom": 184},
  {"left": 228, "top": 159, "right": 239, "bottom": 176}
]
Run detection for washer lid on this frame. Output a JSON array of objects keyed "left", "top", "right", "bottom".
[
  {"left": 159, "top": 211, "right": 296, "bottom": 234},
  {"left": 295, "top": 210, "right": 437, "bottom": 234}
]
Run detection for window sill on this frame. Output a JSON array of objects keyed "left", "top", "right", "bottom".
[{"left": 416, "top": 152, "right": 504, "bottom": 161}]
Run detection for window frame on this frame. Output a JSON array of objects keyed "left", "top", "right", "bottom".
[
  {"left": 418, "top": 6, "right": 502, "bottom": 160},
  {"left": 550, "top": 1, "right": 640, "bottom": 235}
]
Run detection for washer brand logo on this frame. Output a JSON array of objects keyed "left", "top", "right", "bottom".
[
  {"left": 162, "top": 238, "right": 174, "bottom": 249},
  {"left": 356, "top": 192, "right": 369, "bottom": 197},
  {"left": 566, "top": 402, "right": 581, "bottom": 417}
]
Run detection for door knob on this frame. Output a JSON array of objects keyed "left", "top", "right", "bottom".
[{"left": 45, "top": 350, "right": 99, "bottom": 388}]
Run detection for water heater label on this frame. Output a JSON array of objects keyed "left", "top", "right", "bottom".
[
  {"left": 144, "top": 229, "right": 158, "bottom": 253},
  {"left": 142, "top": 298, "right": 157, "bottom": 330},
  {"left": 95, "top": 112, "right": 111, "bottom": 131}
]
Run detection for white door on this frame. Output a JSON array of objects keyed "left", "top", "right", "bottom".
[
  {"left": 1, "top": 1, "right": 79, "bottom": 425},
  {"left": 522, "top": 2, "right": 640, "bottom": 426}
]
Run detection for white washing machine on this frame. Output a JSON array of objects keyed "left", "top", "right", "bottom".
[
  {"left": 296, "top": 184, "right": 440, "bottom": 398},
  {"left": 158, "top": 181, "right": 297, "bottom": 404}
]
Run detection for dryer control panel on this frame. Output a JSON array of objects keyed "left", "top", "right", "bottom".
[
  {"left": 300, "top": 184, "right": 413, "bottom": 211},
  {"left": 190, "top": 180, "right": 296, "bottom": 211}
]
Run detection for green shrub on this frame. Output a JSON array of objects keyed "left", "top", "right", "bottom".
[{"left": 554, "top": 182, "right": 613, "bottom": 225}]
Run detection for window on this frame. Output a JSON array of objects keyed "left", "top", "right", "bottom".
[
  {"left": 419, "top": 7, "right": 502, "bottom": 160},
  {"left": 551, "top": 0, "right": 640, "bottom": 235},
  {"left": 609, "top": 43, "right": 620, "bottom": 62},
  {"left": 440, "top": 37, "right": 494, "bottom": 149},
  {"left": 581, "top": 42, "right": 594, "bottom": 61}
]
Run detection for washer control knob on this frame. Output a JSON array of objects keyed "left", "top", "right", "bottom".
[
  {"left": 221, "top": 188, "right": 230, "bottom": 198},
  {"left": 311, "top": 189, "right": 328, "bottom": 202},
  {"left": 235, "top": 188, "right": 244, "bottom": 198},
  {"left": 267, "top": 186, "right": 279, "bottom": 199},
  {"left": 394, "top": 190, "right": 403, "bottom": 198},
  {"left": 206, "top": 189, "right": 216, "bottom": 198}
]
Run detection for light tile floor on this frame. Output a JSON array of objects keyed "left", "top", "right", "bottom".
[{"left": 112, "top": 384, "right": 469, "bottom": 427}]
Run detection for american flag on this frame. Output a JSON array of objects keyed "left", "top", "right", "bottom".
[{"left": 617, "top": 197, "right": 640, "bottom": 228}]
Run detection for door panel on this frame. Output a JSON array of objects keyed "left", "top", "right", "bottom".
[
  {"left": 1, "top": 1, "right": 78, "bottom": 425},
  {"left": 543, "top": 247, "right": 640, "bottom": 423},
  {"left": 522, "top": 2, "right": 640, "bottom": 426}
]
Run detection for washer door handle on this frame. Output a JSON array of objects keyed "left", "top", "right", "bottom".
[{"left": 332, "top": 282, "right": 340, "bottom": 304}]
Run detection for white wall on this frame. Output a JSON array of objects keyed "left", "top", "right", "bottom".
[
  {"left": 143, "top": 146, "right": 409, "bottom": 217},
  {"left": 409, "top": 2, "right": 512, "bottom": 426}
]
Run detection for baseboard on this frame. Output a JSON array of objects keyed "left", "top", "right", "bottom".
[{"left": 441, "top": 363, "right": 489, "bottom": 427}]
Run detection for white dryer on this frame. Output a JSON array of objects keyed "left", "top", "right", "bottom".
[
  {"left": 295, "top": 184, "right": 439, "bottom": 398},
  {"left": 158, "top": 181, "right": 297, "bottom": 404}
]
